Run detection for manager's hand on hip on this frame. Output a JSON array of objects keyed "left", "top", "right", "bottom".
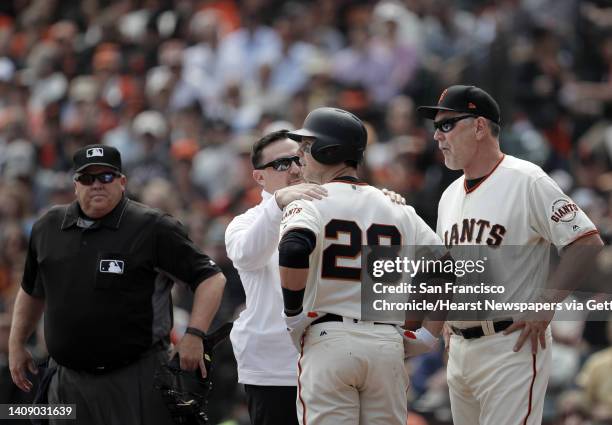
[
  {"left": 175, "top": 334, "right": 207, "bottom": 378},
  {"left": 275, "top": 184, "right": 328, "bottom": 209},
  {"left": 9, "top": 345, "right": 38, "bottom": 392},
  {"left": 504, "top": 310, "right": 552, "bottom": 354}
]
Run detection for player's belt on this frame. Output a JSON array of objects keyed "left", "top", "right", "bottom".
[
  {"left": 451, "top": 320, "right": 513, "bottom": 339},
  {"left": 311, "top": 313, "right": 394, "bottom": 327}
]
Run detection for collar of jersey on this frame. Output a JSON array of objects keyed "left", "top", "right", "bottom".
[
  {"left": 62, "top": 196, "right": 129, "bottom": 230},
  {"left": 463, "top": 154, "right": 505, "bottom": 194},
  {"left": 331, "top": 176, "right": 367, "bottom": 185}
]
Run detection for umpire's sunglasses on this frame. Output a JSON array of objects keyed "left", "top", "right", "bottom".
[
  {"left": 74, "top": 171, "right": 121, "bottom": 185},
  {"left": 433, "top": 115, "right": 476, "bottom": 133},
  {"left": 255, "top": 156, "right": 301, "bottom": 172}
]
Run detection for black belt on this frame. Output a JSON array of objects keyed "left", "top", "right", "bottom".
[
  {"left": 77, "top": 359, "right": 136, "bottom": 375},
  {"left": 311, "top": 313, "right": 393, "bottom": 327},
  {"left": 451, "top": 320, "right": 513, "bottom": 340},
  {"left": 69, "top": 341, "right": 166, "bottom": 375}
]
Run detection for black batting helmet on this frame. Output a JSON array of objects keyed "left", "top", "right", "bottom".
[{"left": 287, "top": 107, "right": 367, "bottom": 165}]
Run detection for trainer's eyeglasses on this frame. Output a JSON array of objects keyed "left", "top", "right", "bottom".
[
  {"left": 433, "top": 115, "right": 477, "bottom": 133},
  {"left": 74, "top": 171, "right": 121, "bottom": 185},
  {"left": 255, "top": 156, "right": 301, "bottom": 172}
]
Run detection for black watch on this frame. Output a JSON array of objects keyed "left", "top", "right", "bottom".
[{"left": 185, "top": 326, "right": 207, "bottom": 341}]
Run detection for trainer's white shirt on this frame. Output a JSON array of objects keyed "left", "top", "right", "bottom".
[
  {"left": 225, "top": 191, "right": 298, "bottom": 386},
  {"left": 280, "top": 178, "right": 442, "bottom": 320},
  {"left": 437, "top": 155, "right": 598, "bottom": 327}
]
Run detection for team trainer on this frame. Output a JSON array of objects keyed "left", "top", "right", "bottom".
[{"left": 225, "top": 130, "right": 326, "bottom": 425}]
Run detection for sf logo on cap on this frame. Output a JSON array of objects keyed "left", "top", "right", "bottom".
[{"left": 86, "top": 147, "right": 104, "bottom": 158}]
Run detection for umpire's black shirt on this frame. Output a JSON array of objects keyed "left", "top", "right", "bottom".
[{"left": 21, "top": 197, "right": 221, "bottom": 370}]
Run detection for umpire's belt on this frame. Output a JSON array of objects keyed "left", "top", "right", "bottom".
[
  {"left": 451, "top": 319, "right": 513, "bottom": 339},
  {"left": 71, "top": 341, "right": 166, "bottom": 375},
  {"left": 311, "top": 313, "right": 394, "bottom": 327}
]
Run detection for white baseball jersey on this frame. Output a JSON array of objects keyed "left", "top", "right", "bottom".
[
  {"left": 438, "top": 154, "right": 598, "bottom": 425},
  {"left": 437, "top": 155, "right": 598, "bottom": 319},
  {"left": 280, "top": 177, "right": 442, "bottom": 321},
  {"left": 281, "top": 176, "right": 441, "bottom": 425}
]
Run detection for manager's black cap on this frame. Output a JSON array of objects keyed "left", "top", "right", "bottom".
[
  {"left": 73, "top": 144, "right": 122, "bottom": 172},
  {"left": 417, "top": 85, "right": 501, "bottom": 125}
]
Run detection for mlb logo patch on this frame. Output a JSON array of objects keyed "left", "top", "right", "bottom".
[
  {"left": 100, "top": 260, "right": 124, "bottom": 274},
  {"left": 87, "top": 147, "right": 104, "bottom": 158}
]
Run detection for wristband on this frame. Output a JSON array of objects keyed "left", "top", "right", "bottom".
[{"left": 185, "top": 326, "right": 207, "bottom": 341}]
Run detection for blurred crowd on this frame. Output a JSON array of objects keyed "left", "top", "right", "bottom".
[{"left": 0, "top": 0, "right": 611, "bottom": 424}]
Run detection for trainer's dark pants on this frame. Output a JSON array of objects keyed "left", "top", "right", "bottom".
[
  {"left": 244, "top": 384, "right": 299, "bottom": 425},
  {"left": 47, "top": 349, "right": 174, "bottom": 425}
]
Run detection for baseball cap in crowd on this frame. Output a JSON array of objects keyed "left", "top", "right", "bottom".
[
  {"left": 73, "top": 144, "right": 122, "bottom": 172},
  {"left": 133, "top": 110, "right": 167, "bottom": 138},
  {"left": 0, "top": 57, "right": 15, "bottom": 82},
  {"left": 417, "top": 85, "right": 501, "bottom": 125}
]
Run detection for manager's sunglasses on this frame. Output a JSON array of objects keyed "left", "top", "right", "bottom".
[
  {"left": 255, "top": 156, "right": 301, "bottom": 172},
  {"left": 433, "top": 115, "right": 476, "bottom": 133},
  {"left": 74, "top": 171, "right": 121, "bottom": 185}
]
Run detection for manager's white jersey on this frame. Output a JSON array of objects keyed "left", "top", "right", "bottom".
[
  {"left": 437, "top": 155, "right": 598, "bottom": 323},
  {"left": 280, "top": 177, "right": 442, "bottom": 321}
]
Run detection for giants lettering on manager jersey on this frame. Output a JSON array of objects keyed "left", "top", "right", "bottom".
[{"left": 443, "top": 218, "right": 506, "bottom": 247}]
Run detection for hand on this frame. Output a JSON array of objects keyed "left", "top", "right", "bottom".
[
  {"left": 382, "top": 188, "right": 406, "bottom": 205},
  {"left": 275, "top": 184, "right": 328, "bottom": 209},
  {"left": 503, "top": 312, "right": 552, "bottom": 354},
  {"left": 282, "top": 310, "right": 319, "bottom": 351},
  {"left": 9, "top": 345, "right": 38, "bottom": 392},
  {"left": 174, "top": 334, "right": 207, "bottom": 378},
  {"left": 442, "top": 323, "right": 452, "bottom": 353},
  {"left": 396, "top": 326, "right": 438, "bottom": 358}
]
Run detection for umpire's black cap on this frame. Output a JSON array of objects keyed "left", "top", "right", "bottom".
[
  {"left": 417, "top": 85, "right": 501, "bottom": 125},
  {"left": 73, "top": 144, "right": 122, "bottom": 172}
]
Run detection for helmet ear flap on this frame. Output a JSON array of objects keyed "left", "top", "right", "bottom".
[
  {"left": 312, "top": 143, "right": 364, "bottom": 165},
  {"left": 312, "top": 144, "right": 342, "bottom": 164}
]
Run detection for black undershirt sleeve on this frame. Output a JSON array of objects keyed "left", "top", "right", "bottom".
[{"left": 278, "top": 229, "right": 316, "bottom": 268}]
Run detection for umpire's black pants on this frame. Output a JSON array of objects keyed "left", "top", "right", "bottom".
[
  {"left": 47, "top": 349, "right": 174, "bottom": 425},
  {"left": 244, "top": 384, "right": 299, "bottom": 425}
]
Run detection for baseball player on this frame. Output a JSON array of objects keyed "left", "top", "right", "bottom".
[
  {"left": 277, "top": 107, "right": 444, "bottom": 425},
  {"left": 417, "top": 85, "right": 604, "bottom": 425}
]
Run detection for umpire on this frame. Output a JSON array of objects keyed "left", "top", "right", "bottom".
[{"left": 8, "top": 144, "right": 226, "bottom": 425}]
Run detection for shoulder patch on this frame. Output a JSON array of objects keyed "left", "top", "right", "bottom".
[{"left": 550, "top": 199, "right": 579, "bottom": 223}]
